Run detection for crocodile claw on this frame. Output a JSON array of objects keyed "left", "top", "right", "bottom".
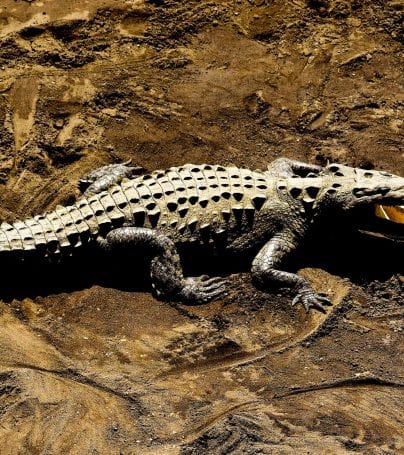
[
  {"left": 180, "top": 276, "right": 227, "bottom": 304},
  {"left": 291, "top": 290, "right": 332, "bottom": 313}
]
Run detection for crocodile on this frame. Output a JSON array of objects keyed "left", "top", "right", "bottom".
[{"left": 0, "top": 158, "right": 403, "bottom": 312}]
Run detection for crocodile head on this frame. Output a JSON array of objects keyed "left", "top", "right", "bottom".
[{"left": 318, "top": 163, "right": 404, "bottom": 211}]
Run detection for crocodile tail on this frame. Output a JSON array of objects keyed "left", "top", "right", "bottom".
[{"left": 0, "top": 203, "right": 95, "bottom": 259}]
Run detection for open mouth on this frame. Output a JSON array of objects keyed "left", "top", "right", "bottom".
[
  {"left": 375, "top": 205, "right": 404, "bottom": 224},
  {"left": 358, "top": 205, "right": 404, "bottom": 242}
]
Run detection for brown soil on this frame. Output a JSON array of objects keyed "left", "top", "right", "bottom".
[{"left": 0, "top": 0, "right": 403, "bottom": 453}]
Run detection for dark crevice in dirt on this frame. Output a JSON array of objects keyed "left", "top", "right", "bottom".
[{"left": 274, "top": 375, "right": 404, "bottom": 398}]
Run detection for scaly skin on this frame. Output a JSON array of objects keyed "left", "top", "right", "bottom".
[{"left": 0, "top": 158, "right": 403, "bottom": 312}]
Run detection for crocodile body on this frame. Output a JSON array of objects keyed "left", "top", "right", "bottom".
[{"left": 1, "top": 158, "right": 403, "bottom": 312}]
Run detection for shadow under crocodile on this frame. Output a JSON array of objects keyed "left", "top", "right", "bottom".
[{"left": 0, "top": 217, "right": 402, "bottom": 304}]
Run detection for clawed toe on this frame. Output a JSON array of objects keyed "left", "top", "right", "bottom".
[
  {"left": 292, "top": 291, "right": 332, "bottom": 313},
  {"left": 181, "top": 275, "right": 227, "bottom": 304}
]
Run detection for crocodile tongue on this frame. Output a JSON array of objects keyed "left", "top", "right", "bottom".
[
  {"left": 358, "top": 205, "right": 404, "bottom": 242},
  {"left": 375, "top": 205, "right": 404, "bottom": 224}
]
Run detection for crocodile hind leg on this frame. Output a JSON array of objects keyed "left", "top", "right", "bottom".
[
  {"left": 266, "top": 158, "right": 322, "bottom": 178},
  {"left": 251, "top": 230, "right": 332, "bottom": 313},
  {"left": 98, "top": 227, "right": 226, "bottom": 304},
  {"left": 79, "top": 161, "right": 146, "bottom": 196}
]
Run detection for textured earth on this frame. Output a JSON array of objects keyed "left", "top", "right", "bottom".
[{"left": 0, "top": 0, "right": 403, "bottom": 453}]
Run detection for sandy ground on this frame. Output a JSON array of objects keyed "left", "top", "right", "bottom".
[{"left": 0, "top": 0, "right": 403, "bottom": 453}]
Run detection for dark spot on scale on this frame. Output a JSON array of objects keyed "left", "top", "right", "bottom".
[
  {"left": 221, "top": 209, "right": 231, "bottom": 222},
  {"left": 290, "top": 187, "right": 301, "bottom": 198},
  {"left": 148, "top": 210, "right": 160, "bottom": 227},
  {"left": 252, "top": 195, "right": 267, "bottom": 210},
  {"left": 306, "top": 186, "right": 320, "bottom": 199},
  {"left": 335, "top": 171, "right": 344, "bottom": 177},
  {"left": 188, "top": 219, "right": 198, "bottom": 231},
  {"left": 189, "top": 196, "right": 199, "bottom": 204},
  {"left": 178, "top": 207, "right": 188, "bottom": 218},
  {"left": 167, "top": 202, "right": 178, "bottom": 212},
  {"left": 332, "top": 183, "right": 342, "bottom": 188},
  {"left": 232, "top": 207, "right": 243, "bottom": 223}
]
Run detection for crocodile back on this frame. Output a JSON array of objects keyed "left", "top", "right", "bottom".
[{"left": 0, "top": 164, "right": 273, "bottom": 258}]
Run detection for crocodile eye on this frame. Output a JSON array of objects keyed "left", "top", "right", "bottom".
[{"left": 353, "top": 188, "right": 366, "bottom": 198}]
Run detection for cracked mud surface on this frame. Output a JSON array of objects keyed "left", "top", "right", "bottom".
[{"left": 0, "top": 0, "right": 403, "bottom": 453}]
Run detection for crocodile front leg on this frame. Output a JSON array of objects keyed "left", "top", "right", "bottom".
[
  {"left": 98, "top": 227, "right": 226, "bottom": 304},
  {"left": 251, "top": 230, "right": 332, "bottom": 313},
  {"left": 79, "top": 161, "right": 146, "bottom": 196}
]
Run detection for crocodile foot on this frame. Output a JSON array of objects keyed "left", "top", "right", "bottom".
[
  {"left": 179, "top": 275, "right": 227, "bottom": 304},
  {"left": 292, "top": 289, "right": 332, "bottom": 313}
]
